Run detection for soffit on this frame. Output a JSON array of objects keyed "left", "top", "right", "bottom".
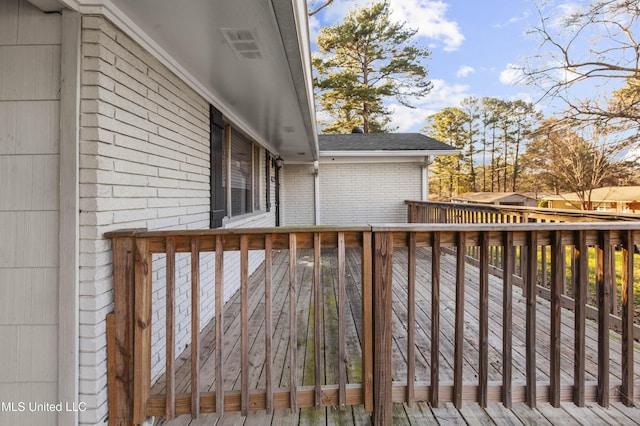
[{"left": 55, "top": 0, "right": 319, "bottom": 160}]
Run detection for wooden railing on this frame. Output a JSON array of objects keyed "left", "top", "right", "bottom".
[
  {"left": 106, "top": 227, "right": 374, "bottom": 425},
  {"left": 407, "top": 200, "right": 640, "bottom": 332},
  {"left": 406, "top": 200, "right": 640, "bottom": 224},
  {"left": 106, "top": 223, "right": 639, "bottom": 425}
]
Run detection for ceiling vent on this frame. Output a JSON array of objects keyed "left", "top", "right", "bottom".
[{"left": 221, "top": 28, "right": 263, "bottom": 60}]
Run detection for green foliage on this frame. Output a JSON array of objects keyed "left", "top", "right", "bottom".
[
  {"left": 424, "top": 96, "right": 542, "bottom": 199},
  {"left": 425, "top": 107, "right": 472, "bottom": 198},
  {"left": 314, "top": 1, "right": 432, "bottom": 134}
]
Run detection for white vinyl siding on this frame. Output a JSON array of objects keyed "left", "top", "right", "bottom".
[{"left": 0, "top": 1, "right": 61, "bottom": 425}]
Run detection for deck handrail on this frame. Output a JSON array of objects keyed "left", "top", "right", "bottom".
[
  {"left": 406, "top": 201, "right": 640, "bottom": 334},
  {"left": 106, "top": 223, "right": 639, "bottom": 425},
  {"left": 406, "top": 199, "right": 640, "bottom": 223}
]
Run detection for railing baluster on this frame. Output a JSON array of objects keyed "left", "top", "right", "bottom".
[
  {"left": 597, "top": 231, "right": 611, "bottom": 407},
  {"left": 215, "top": 235, "right": 224, "bottom": 417},
  {"left": 454, "top": 231, "right": 466, "bottom": 409},
  {"left": 165, "top": 237, "right": 176, "bottom": 420},
  {"left": 621, "top": 230, "right": 634, "bottom": 406},
  {"left": 265, "top": 234, "right": 273, "bottom": 414},
  {"left": 431, "top": 231, "right": 441, "bottom": 408},
  {"left": 550, "top": 230, "right": 562, "bottom": 407},
  {"left": 313, "top": 233, "right": 322, "bottom": 410},
  {"left": 541, "top": 245, "right": 548, "bottom": 288},
  {"left": 338, "top": 231, "right": 347, "bottom": 409},
  {"left": 407, "top": 232, "right": 416, "bottom": 407},
  {"left": 611, "top": 248, "right": 617, "bottom": 315},
  {"left": 190, "top": 237, "right": 200, "bottom": 418},
  {"left": 502, "top": 231, "right": 513, "bottom": 408},
  {"left": 289, "top": 233, "right": 298, "bottom": 413},
  {"left": 573, "top": 230, "right": 587, "bottom": 407},
  {"left": 479, "top": 231, "right": 489, "bottom": 408},
  {"left": 526, "top": 231, "right": 537, "bottom": 408},
  {"left": 240, "top": 235, "right": 249, "bottom": 416}
]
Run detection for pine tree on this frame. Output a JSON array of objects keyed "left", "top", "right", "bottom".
[{"left": 313, "top": 1, "right": 432, "bottom": 133}]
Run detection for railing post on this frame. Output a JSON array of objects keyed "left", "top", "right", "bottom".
[
  {"left": 133, "top": 237, "right": 153, "bottom": 424},
  {"left": 373, "top": 230, "right": 393, "bottom": 425},
  {"left": 107, "top": 231, "right": 137, "bottom": 426}
]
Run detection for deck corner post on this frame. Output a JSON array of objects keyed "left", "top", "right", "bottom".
[
  {"left": 107, "top": 233, "right": 137, "bottom": 426},
  {"left": 133, "top": 237, "right": 153, "bottom": 423},
  {"left": 373, "top": 230, "right": 393, "bottom": 425}
]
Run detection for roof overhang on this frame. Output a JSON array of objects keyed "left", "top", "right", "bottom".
[
  {"left": 318, "top": 149, "right": 460, "bottom": 164},
  {"left": 41, "top": 0, "right": 319, "bottom": 161}
]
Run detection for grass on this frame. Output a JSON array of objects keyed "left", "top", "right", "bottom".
[{"left": 537, "top": 246, "right": 640, "bottom": 321}]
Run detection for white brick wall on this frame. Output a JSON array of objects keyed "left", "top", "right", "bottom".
[
  {"left": 281, "top": 164, "right": 316, "bottom": 226},
  {"left": 78, "top": 16, "right": 275, "bottom": 424},
  {"left": 318, "top": 162, "right": 422, "bottom": 225}
]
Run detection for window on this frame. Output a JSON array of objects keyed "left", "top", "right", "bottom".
[
  {"left": 253, "top": 144, "right": 261, "bottom": 211},
  {"left": 210, "top": 106, "right": 225, "bottom": 228},
  {"left": 210, "top": 105, "right": 271, "bottom": 225},
  {"left": 230, "top": 132, "right": 253, "bottom": 216}
]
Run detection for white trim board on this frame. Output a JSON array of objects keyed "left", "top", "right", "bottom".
[{"left": 58, "top": 9, "right": 81, "bottom": 426}]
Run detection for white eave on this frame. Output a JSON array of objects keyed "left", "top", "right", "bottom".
[
  {"left": 44, "top": 0, "right": 319, "bottom": 161},
  {"left": 318, "top": 149, "right": 460, "bottom": 163}
]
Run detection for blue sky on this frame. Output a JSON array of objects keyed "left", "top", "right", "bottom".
[{"left": 309, "top": 0, "right": 583, "bottom": 132}]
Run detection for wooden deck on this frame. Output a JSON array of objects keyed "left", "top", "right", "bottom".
[{"left": 151, "top": 246, "right": 640, "bottom": 425}]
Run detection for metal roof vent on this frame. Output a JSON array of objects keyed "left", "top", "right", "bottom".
[
  {"left": 351, "top": 127, "right": 364, "bottom": 134},
  {"left": 221, "top": 28, "right": 263, "bottom": 60}
]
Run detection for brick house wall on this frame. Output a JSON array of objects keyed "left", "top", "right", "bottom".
[
  {"left": 282, "top": 161, "right": 422, "bottom": 226},
  {"left": 281, "top": 164, "right": 316, "bottom": 226},
  {"left": 319, "top": 162, "right": 421, "bottom": 225},
  {"left": 78, "top": 16, "right": 274, "bottom": 424}
]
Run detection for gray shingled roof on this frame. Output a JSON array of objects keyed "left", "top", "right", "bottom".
[{"left": 318, "top": 133, "right": 456, "bottom": 151}]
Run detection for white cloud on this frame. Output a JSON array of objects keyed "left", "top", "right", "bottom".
[
  {"left": 493, "top": 10, "right": 532, "bottom": 29},
  {"left": 388, "top": 104, "right": 432, "bottom": 132},
  {"left": 389, "top": 0, "right": 464, "bottom": 52},
  {"left": 312, "top": 0, "right": 464, "bottom": 52},
  {"left": 456, "top": 65, "right": 475, "bottom": 78},
  {"left": 422, "top": 79, "right": 471, "bottom": 108},
  {"left": 499, "top": 63, "right": 524, "bottom": 85},
  {"left": 387, "top": 79, "right": 472, "bottom": 131},
  {"left": 552, "top": 3, "right": 584, "bottom": 31}
]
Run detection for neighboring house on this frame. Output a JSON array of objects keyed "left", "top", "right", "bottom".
[
  {"left": 0, "top": 1, "right": 454, "bottom": 425},
  {"left": 450, "top": 192, "right": 538, "bottom": 207},
  {"left": 283, "top": 132, "right": 457, "bottom": 226},
  {"left": 542, "top": 186, "right": 640, "bottom": 213}
]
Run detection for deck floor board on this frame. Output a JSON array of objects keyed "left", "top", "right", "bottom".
[{"left": 154, "top": 247, "right": 640, "bottom": 425}]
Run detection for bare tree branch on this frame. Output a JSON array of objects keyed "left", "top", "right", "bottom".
[{"left": 309, "top": 0, "right": 333, "bottom": 17}]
